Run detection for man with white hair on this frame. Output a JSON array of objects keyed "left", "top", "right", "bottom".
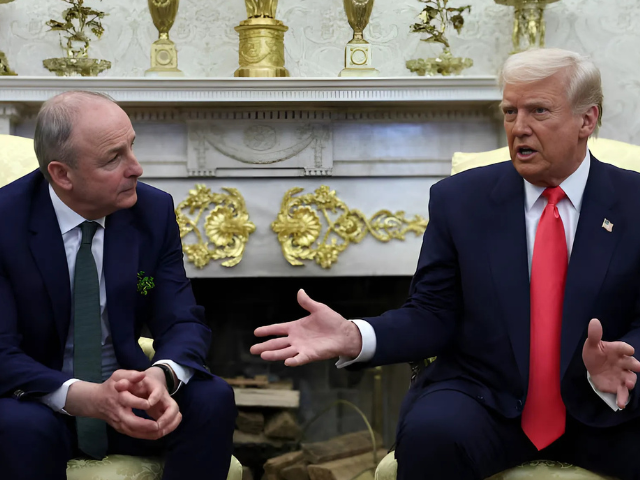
[{"left": 252, "top": 48, "right": 640, "bottom": 479}]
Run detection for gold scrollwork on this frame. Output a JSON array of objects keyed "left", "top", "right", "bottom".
[
  {"left": 271, "top": 185, "right": 428, "bottom": 269},
  {"left": 176, "top": 184, "right": 256, "bottom": 268}
]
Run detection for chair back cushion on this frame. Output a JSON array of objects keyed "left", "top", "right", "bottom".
[{"left": 0, "top": 134, "right": 39, "bottom": 188}]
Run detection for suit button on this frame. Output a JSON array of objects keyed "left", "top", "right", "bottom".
[
  {"left": 476, "top": 395, "right": 485, "bottom": 403},
  {"left": 516, "top": 399, "right": 524, "bottom": 411}
]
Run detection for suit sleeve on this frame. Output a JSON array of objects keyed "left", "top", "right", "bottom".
[
  {"left": 0, "top": 264, "right": 71, "bottom": 398},
  {"left": 364, "top": 181, "right": 462, "bottom": 366},
  {"left": 146, "top": 195, "right": 212, "bottom": 378}
]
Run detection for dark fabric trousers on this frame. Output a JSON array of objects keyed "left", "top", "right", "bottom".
[
  {"left": 395, "top": 390, "right": 640, "bottom": 480},
  {"left": 0, "top": 376, "right": 237, "bottom": 480}
]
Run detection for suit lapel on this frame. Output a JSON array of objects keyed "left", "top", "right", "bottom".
[
  {"left": 487, "top": 164, "right": 531, "bottom": 386},
  {"left": 561, "top": 157, "right": 620, "bottom": 379},
  {"left": 103, "top": 208, "right": 139, "bottom": 352},
  {"left": 28, "top": 179, "right": 71, "bottom": 349}
]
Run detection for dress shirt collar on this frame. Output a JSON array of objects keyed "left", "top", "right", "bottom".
[
  {"left": 49, "top": 184, "right": 106, "bottom": 234},
  {"left": 524, "top": 149, "right": 591, "bottom": 212}
]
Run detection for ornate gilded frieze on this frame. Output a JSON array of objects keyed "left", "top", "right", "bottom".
[
  {"left": 271, "top": 185, "right": 428, "bottom": 269},
  {"left": 176, "top": 184, "right": 255, "bottom": 268}
]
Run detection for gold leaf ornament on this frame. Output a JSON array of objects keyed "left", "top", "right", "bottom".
[
  {"left": 176, "top": 185, "right": 256, "bottom": 268},
  {"left": 272, "top": 186, "right": 428, "bottom": 269}
]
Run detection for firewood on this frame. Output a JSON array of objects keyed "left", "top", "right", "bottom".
[
  {"left": 306, "top": 449, "right": 386, "bottom": 480},
  {"left": 234, "top": 388, "right": 300, "bottom": 408},
  {"left": 264, "top": 410, "right": 301, "bottom": 440},
  {"left": 263, "top": 450, "right": 305, "bottom": 475},
  {"left": 302, "top": 430, "right": 382, "bottom": 464},
  {"left": 236, "top": 410, "right": 265, "bottom": 434},
  {"left": 281, "top": 464, "right": 310, "bottom": 480},
  {"left": 233, "top": 430, "right": 284, "bottom": 448}
]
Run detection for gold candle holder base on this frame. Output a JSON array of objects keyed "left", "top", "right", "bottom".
[
  {"left": 0, "top": 51, "right": 16, "bottom": 76},
  {"left": 43, "top": 57, "right": 111, "bottom": 77},
  {"left": 145, "top": 38, "right": 184, "bottom": 77},
  {"left": 234, "top": 18, "right": 289, "bottom": 78},
  {"left": 406, "top": 49, "right": 472, "bottom": 77}
]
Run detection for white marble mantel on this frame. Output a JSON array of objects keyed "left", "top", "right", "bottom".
[{"left": 0, "top": 76, "right": 504, "bottom": 278}]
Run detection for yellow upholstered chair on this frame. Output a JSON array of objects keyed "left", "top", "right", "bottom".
[
  {"left": 375, "top": 137, "right": 640, "bottom": 480},
  {"left": 0, "top": 135, "right": 243, "bottom": 480}
]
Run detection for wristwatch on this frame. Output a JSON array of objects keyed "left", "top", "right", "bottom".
[{"left": 155, "top": 363, "right": 177, "bottom": 395}]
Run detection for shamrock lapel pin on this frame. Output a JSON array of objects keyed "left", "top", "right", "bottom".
[{"left": 137, "top": 271, "right": 155, "bottom": 295}]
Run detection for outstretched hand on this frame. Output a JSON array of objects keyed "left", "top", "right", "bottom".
[
  {"left": 583, "top": 318, "right": 640, "bottom": 408},
  {"left": 250, "top": 289, "right": 363, "bottom": 366}
]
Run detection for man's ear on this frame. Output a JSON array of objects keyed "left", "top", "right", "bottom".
[
  {"left": 48, "top": 161, "right": 73, "bottom": 191},
  {"left": 578, "top": 105, "right": 599, "bottom": 139}
]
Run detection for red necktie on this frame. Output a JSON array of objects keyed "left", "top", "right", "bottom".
[{"left": 522, "top": 186, "right": 568, "bottom": 450}]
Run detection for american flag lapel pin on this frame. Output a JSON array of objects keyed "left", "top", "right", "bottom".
[{"left": 602, "top": 218, "right": 613, "bottom": 233}]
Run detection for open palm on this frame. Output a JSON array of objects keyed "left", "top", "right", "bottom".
[
  {"left": 583, "top": 318, "right": 640, "bottom": 408},
  {"left": 250, "top": 289, "right": 362, "bottom": 366}
]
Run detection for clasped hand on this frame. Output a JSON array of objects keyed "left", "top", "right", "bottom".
[
  {"left": 66, "top": 368, "right": 181, "bottom": 440},
  {"left": 583, "top": 318, "right": 640, "bottom": 409}
]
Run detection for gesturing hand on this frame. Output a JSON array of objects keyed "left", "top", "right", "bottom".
[
  {"left": 582, "top": 318, "right": 640, "bottom": 409},
  {"left": 250, "top": 289, "right": 363, "bottom": 367}
]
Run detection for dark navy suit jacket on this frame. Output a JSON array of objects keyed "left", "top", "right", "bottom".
[
  {"left": 364, "top": 155, "right": 640, "bottom": 429},
  {"left": 0, "top": 170, "right": 211, "bottom": 401}
]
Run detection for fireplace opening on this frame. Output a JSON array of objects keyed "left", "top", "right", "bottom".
[{"left": 191, "top": 276, "right": 413, "bottom": 477}]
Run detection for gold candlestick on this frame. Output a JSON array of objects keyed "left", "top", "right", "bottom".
[
  {"left": 234, "top": 0, "right": 289, "bottom": 77},
  {"left": 339, "top": 0, "right": 378, "bottom": 77},
  {"left": 0, "top": 0, "right": 17, "bottom": 75},
  {"left": 495, "top": 0, "right": 560, "bottom": 53},
  {"left": 146, "top": 0, "right": 184, "bottom": 77}
]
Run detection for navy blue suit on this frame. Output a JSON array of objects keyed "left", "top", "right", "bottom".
[
  {"left": 0, "top": 170, "right": 236, "bottom": 480},
  {"left": 364, "top": 157, "right": 640, "bottom": 479}
]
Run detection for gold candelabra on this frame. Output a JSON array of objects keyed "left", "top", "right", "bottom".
[
  {"left": 339, "top": 0, "right": 378, "bottom": 77},
  {"left": 495, "top": 0, "right": 560, "bottom": 53},
  {"left": 146, "top": 0, "right": 183, "bottom": 77},
  {"left": 234, "top": 0, "right": 289, "bottom": 77},
  {"left": 0, "top": 0, "right": 16, "bottom": 75}
]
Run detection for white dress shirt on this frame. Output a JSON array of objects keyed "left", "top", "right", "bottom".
[
  {"left": 40, "top": 185, "right": 193, "bottom": 413},
  {"left": 340, "top": 151, "right": 623, "bottom": 411}
]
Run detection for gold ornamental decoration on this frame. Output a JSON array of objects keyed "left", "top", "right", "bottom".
[
  {"left": 176, "top": 185, "right": 256, "bottom": 268},
  {"left": 406, "top": 0, "right": 473, "bottom": 76},
  {"left": 0, "top": 0, "right": 17, "bottom": 75},
  {"left": 234, "top": 0, "right": 289, "bottom": 77},
  {"left": 339, "top": 0, "right": 378, "bottom": 77},
  {"left": 495, "top": 0, "right": 560, "bottom": 53},
  {"left": 43, "top": 0, "right": 111, "bottom": 77},
  {"left": 146, "top": 0, "right": 184, "bottom": 77},
  {"left": 271, "top": 186, "right": 428, "bottom": 269}
]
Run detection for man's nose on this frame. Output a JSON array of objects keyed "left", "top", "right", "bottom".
[
  {"left": 512, "top": 113, "right": 531, "bottom": 136},
  {"left": 128, "top": 155, "right": 144, "bottom": 178}
]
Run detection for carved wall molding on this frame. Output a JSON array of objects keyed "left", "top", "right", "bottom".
[{"left": 271, "top": 185, "right": 428, "bottom": 269}]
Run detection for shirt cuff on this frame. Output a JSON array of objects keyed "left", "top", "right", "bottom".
[
  {"left": 335, "top": 320, "right": 377, "bottom": 368},
  {"left": 153, "top": 359, "right": 194, "bottom": 390},
  {"left": 587, "top": 371, "right": 629, "bottom": 411},
  {"left": 39, "top": 378, "right": 80, "bottom": 415}
]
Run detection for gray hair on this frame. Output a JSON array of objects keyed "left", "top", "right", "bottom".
[
  {"left": 499, "top": 48, "right": 603, "bottom": 135},
  {"left": 34, "top": 90, "right": 117, "bottom": 181}
]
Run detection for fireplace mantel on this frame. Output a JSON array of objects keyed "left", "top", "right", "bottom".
[{"left": 0, "top": 76, "right": 504, "bottom": 278}]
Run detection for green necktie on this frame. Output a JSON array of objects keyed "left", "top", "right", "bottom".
[{"left": 73, "top": 221, "right": 108, "bottom": 459}]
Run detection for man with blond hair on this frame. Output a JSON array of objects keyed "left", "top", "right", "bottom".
[
  {"left": 252, "top": 48, "right": 640, "bottom": 479},
  {"left": 0, "top": 91, "right": 236, "bottom": 480}
]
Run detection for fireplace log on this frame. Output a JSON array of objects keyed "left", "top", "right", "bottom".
[
  {"left": 236, "top": 410, "right": 265, "bottom": 434},
  {"left": 301, "top": 431, "right": 383, "bottom": 464},
  {"left": 264, "top": 410, "right": 301, "bottom": 440},
  {"left": 306, "top": 449, "right": 386, "bottom": 480},
  {"left": 280, "top": 464, "right": 310, "bottom": 480},
  {"left": 234, "top": 388, "right": 300, "bottom": 408},
  {"left": 263, "top": 450, "right": 305, "bottom": 476}
]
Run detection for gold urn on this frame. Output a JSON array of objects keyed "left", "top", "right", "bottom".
[
  {"left": 495, "top": 0, "right": 561, "bottom": 53},
  {"left": 146, "top": 0, "right": 183, "bottom": 76},
  {"left": 234, "top": 0, "right": 289, "bottom": 77}
]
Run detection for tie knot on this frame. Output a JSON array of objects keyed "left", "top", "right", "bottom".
[
  {"left": 80, "top": 221, "right": 99, "bottom": 245},
  {"left": 542, "top": 186, "right": 566, "bottom": 206}
]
